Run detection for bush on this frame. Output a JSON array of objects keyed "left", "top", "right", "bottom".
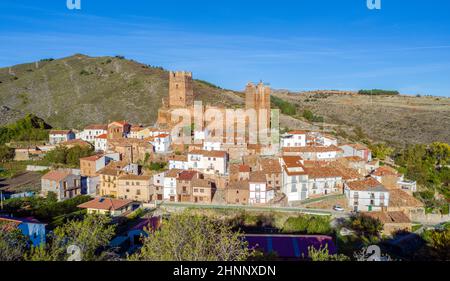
[
  {"left": 0, "top": 145, "right": 15, "bottom": 162},
  {"left": 282, "top": 215, "right": 332, "bottom": 234},
  {"left": 271, "top": 96, "right": 297, "bottom": 116},
  {"left": 358, "top": 89, "right": 399, "bottom": 96}
]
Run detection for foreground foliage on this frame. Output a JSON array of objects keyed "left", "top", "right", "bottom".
[{"left": 130, "top": 211, "right": 251, "bottom": 261}]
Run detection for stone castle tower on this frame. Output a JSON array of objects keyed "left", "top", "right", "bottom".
[
  {"left": 245, "top": 81, "right": 271, "bottom": 127},
  {"left": 168, "top": 71, "right": 194, "bottom": 108}
]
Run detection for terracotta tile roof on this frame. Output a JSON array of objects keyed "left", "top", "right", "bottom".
[
  {"left": 130, "top": 126, "right": 144, "bottom": 132},
  {"left": 346, "top": 177, "right": 387, "bottom": 192},
  {"left": 109, "top": 121, "right": 129, "bottom": 127},
  {"left": 364, "top": 211, "right": 411, "bottom": 224},
  {"left": 260, "top": 158, "right": 281, "bottom": 173},
  {"left": 49, "top": 130, "right": 72, "bottom": 135},
  {"left": 78, "top": 197, "right": 133, "bottom": 211},
  {"left": 155, "top": 134, "right": 170, "bottom": 138},
  {"left": 304, "top": 166, "right": 342, "bottom": 179},
  {"left": 85, "top": 124, "right": 108, "bottom": 130},
  {"left": 389, "top": 189, "right": 424, "bottom": 208},
  {"left": 118, "top": 174, "right": 151, "bottom": 181},
  {"left": 42, "top": 170, "right": 72, "bottom": 181},
  {"left": 165, "top": 169, "right": 183, "bottom": 178},
  {"left": 95, "top": 133, "right": 108, "bottom": 139},
  {"left": 177, "top": 170, "right": 197, "bottom": 181},
  {"left": 191, "top": 178, "right": 212, "bottom": 188},
  {"left": 283, "top": 145, "right": 343, "bottom": 153},
  {"left": 249, "top": 171, "right": 267, "bottom": 183},
  {"left": 344, "top": 156, "right": 365, "bottom": 162},
  {"left": 189, "top": 149, "right": 227, "bottom": 158},
  {"left": 372, "top": 166, "right": 400, "bottom": 177},
  {"left": 80, "top": 154, "right": 104, "bottom": 162},
  {"left": 239, "top": 164, "right": 251, "bottom": 173},
  {"left": 281, "top": 156, "right": 304, "bottom": 168},
  {"left": 329, "top": 162, "right": 362, "bottom": 180}
]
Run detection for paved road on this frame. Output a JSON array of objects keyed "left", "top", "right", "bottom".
[{"left": 157, "top": 201, "right": 352, "bottom": 218}]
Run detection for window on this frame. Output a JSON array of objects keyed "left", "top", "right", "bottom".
[
  {"left": 200, "top": 189, "right": 204, "bottom": 193},
  {"left": 136, "top": 189, "right": 141, "bottom": 195}
]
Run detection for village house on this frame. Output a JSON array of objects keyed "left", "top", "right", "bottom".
[
  {"left": 344, "top": 177, "right": 390, "bottom": 212},
  {"left": 168, "top": 154, "right": 189, "bottom": 170},
  {"left": 108, "top": 138, "right": 154, "bottom": 163},
  {"left": 363, "top": 211, "right": 412, "bottom": 236},
  {"left": 48, "top": 130, "right": 75, "bottom": 145},
  {"left": 149, "top": 133, "right": 171, "bottom": 153},
  {"left": 370, "top": 166, "right": 417, "bottom": 192},
  {"left": 259, "top": 158, "right": 282, "bottom": 191},
  {"left": 280, "top": 156, "right": 309, "bottom": 202},
  {"left": 77, "top": 124, "right": 108, "bottom": 143},
  {"left": 126, "top": 125, "right": 144, "bottom": 139},
  {"left": 94, "top": 133, "right": 108, "bottom": 152},
  {"left": 203, "top": 140, "right": 221, "bottom": 151},
  {"left": 248, "top": 171, "right": 273, "bottom": 204},
  {"left": 282, "top": 145, "right": 343, "bottom": 161},
  {"left": 229, "top": 163, "right": 251, "bottom": 183},
  {"left": 41, "top": 169, "right": 81, "bottom": 201},
  {"left": 77, "top": 197, "right": 137, "bottom": 217},
  {"left": 0, "top": 217, "right": 46, "bottom": 246},
  {"left": 117, "top": 174, "right": 153, "bottom": 202},
  {"left": 176, "top": 170, "right": 199, "bottom": 202},
  {"left": 340, "top": 143, "right": 372, "bottom": 162},
  {"left": 152, "top": 171, "right": 165, "bottom": 200},
  {"left": 192, "top": 178, "right": 214, "bottom": 203},
  {"left": 98, "top": 161, "right": 139, "bottom": 198},
  {"left": 281, "top": 130, "right": 307, "bottom": 147},
  {"left": 107, "top": 121, "right": 131, "bottom": 139},
  {"left": 225, "top": 181, "right": 249, "bottom": 205},
  {"left": 163, "top": 169, "right": 182, "bottom": 201},
  {"left": 187, "top": 149, "right": 228, "bottom": 175},
  {"left": 387, "top": 189, "right": 425, "bottom": 219},
  {"left": 303, "top": 164, "right": 343, "bottom": 197}
]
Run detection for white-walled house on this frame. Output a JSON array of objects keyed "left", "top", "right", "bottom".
[
  {"left": 280, "top": 156, "right": 309, "bottom": 202},
  {"left": 282, "top": 145, "right": 342, "bottom": 161},
  {"left": 248, "top": 171, "right": 273, "bottom": 204},
  {"left": 49, "top": 130, "right": 75, "bottom": 145},
  {"left": 77, "top": 124, "right": 107, "bottom": 143},
  {"left": 344, "top": 177, "right": 390, "bottom": 212},
  {"left": 163, "top": 169, "right": 182, "bottom": 201},
  {"left": 94, "top": 134, "right": 108, "bottom": 152},
  {"left": 41, "top": 169, "right": 81, "bottom": 201},
  {"left": 188, "top": 150, "right": 228, "bottom": 175},
  {"left": 168, "top": 155, "right": 189, "bottom": 170},
  {"left": 150, "top": 134, "right": 171, "bottom": 153},
  {"left": 281, "top": 130, "right": 307, "bottom": 148},
  {"left": 340, "top": 144, "right": 372, "bottom": 162},
  {"left": 304, "top": 166, "right": 343, "bottom": 197}
]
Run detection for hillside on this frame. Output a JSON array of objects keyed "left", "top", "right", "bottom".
[
  {"left": 0, "top": 54, "right": 242, "bottom": 129},
  {"left": 272, "top": 90, "right": 450, "bottom": 147},
  {"left": 1, "top": 54, "right": 449, "bottom": 147}
]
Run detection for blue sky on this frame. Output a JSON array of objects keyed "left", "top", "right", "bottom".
[{"left": 1, "top": 0, "right": 450, "bottom": 96}]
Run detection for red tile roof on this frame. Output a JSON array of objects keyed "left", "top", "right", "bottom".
[
  {"left": 239, "top": 164, "right": 251, "bottom": 173},
  {"left": 80, "top": 154, "right": 104, "bottom": 162},
  {"left": 78, "top": 198, "right": 133, "bottom": 211},
  {"left": 189, "top": 149, "right": 227, "bottom": 158},
  {"left": 42, "top": 170, "right": 72, "bottom": 181},
  {"left": 95, "top": 133, "right": 108, "bottom": 139},
  {"left": 346, "top": 177, "right": 387, "bottom": 191},
  {"left": 177, "top": 170, "right": 198, "bottom": 181}
]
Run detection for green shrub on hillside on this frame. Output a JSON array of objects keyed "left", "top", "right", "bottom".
[
  {"left": 282, "top": 215, "right": 332, "bottom": 234},
  {"left": 358, "top": 89, "right": 399, "bottom": 96},
  {"left": 0, "top": 114, "right": 50, "bottom": 145},
  {"left": 271, "top": 96, "right": 297, "bottom": 116}
]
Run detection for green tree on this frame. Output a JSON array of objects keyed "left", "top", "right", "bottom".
[
  {"left": 0, "top": 222, "right": 29, "bottom": 261},
  {"left": 0, "top": 144, "right": 15, "bottom": 162},
  {"left": 27, "top": 214, "right": 116, "bottom": 261},
  {"left": 369, "top": 143, "right": 394, "bottom": 160},
  {"left": 308, "top": 244, "right": 350, "bottom": 261},
  {"left": 129, "top": 211, "right": 251, "bottom": 261},
  {"left": 422, "top": 226, "right": 450, "bottom": 260},
  {"left": 349, "top": 215, "right": 383, "bottom": 237}
]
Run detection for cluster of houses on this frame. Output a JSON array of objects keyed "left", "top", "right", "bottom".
[
  {"left": 37, "top": 122, "right": 424, "bottom": 234},
  {"left": 32, "top": 72, "right": 426, "bottom": 237}
]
